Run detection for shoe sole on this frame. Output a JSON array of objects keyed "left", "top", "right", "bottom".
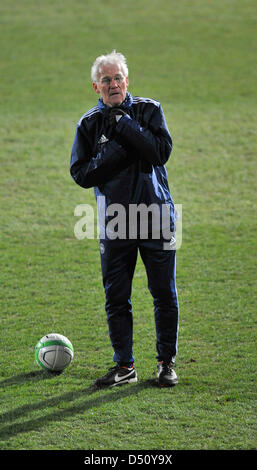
[
  {"left": 158, "top": 379, "right": 178, "bottom": 387},
  {"left": 94, "top": 375, "right": 138, "bottom": 389},
  {"left": 110, "top": 376, "right": 138, "bottom": 387}
]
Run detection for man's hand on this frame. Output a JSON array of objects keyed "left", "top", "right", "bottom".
[{"left": 108, "top": 107, "right": 126, "bottom": 127}]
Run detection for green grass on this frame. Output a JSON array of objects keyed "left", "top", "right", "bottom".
[{"left": 0, "top": 0, "right": 256, "bottom": 451}]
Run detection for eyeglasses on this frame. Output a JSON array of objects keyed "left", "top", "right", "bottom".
[{"left": 100, "top": 75, "right": 125, "bottom": 85}]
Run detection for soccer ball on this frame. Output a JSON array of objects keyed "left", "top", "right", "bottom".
[{"left": 35, "top": 333, "right": 74, "bottom": 372}]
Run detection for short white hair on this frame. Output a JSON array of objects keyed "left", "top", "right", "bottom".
[{"left": 91, "top": 50, "right": 129, "bottom": 82}]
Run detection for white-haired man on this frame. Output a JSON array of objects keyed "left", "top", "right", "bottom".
[{"left": 70, "top": 51, "right": 179, "bottom": 388}]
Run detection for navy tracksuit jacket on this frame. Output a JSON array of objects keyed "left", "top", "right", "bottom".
[{"left": 70, "top": 92, "right": 179, "bottom": 365}]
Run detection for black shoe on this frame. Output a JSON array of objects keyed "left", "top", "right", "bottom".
[
  {"left": 94, "top": 364, "right": 137, "bottom": 388},
  {"left": 157, "top": 362, "right": 178, "bottom": 387}
]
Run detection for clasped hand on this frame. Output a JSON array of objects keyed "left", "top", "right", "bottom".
[{"left": 108, "top": 107, "right": 126, "bottom": 127}]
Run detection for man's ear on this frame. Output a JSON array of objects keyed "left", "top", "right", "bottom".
[{"left": 93, "top": 82, "right": 100, "bottom": 94}]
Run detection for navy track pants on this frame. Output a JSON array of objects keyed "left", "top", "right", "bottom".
[{"left": 99, "top": 238, "right": 179, "bottom": 366}]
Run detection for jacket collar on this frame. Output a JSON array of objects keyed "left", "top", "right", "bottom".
[{"left": 97, "top": 92, "right": 133, "bottom": 113}]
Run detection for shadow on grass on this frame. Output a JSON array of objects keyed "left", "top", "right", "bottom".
[
  {"left": 0, "top": 373, "right": 158, "bottom": 441},
  {"left": 0, "top": 370, "right": 60, "bottom": 388}
]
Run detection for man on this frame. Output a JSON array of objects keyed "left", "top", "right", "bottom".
[{"left": 70, "top": 51, "right": 179, "bottom": 388}]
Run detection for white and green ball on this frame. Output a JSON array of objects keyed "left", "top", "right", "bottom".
[{"left": 35, "top": 333, "right": 74, "bottom": 372}]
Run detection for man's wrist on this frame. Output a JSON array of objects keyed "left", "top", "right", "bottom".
[
  {"left": 108, "top": 107, "right": 127, "bottom": 127},
  {"left": 115, "top": 114, "right": 123, "bottom": 122}
]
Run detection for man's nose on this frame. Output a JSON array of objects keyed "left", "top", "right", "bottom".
[{"left": 110, "top": 78, "right": 118, "bottom": 87}]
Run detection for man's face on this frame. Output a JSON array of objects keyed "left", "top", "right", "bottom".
[{"left": 93, "top": 63, "right": 129, "bottom": 107}]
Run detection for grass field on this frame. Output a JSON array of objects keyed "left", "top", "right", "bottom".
[{"left": 0, "top": 0, "right": 256, "bottom": 452}]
